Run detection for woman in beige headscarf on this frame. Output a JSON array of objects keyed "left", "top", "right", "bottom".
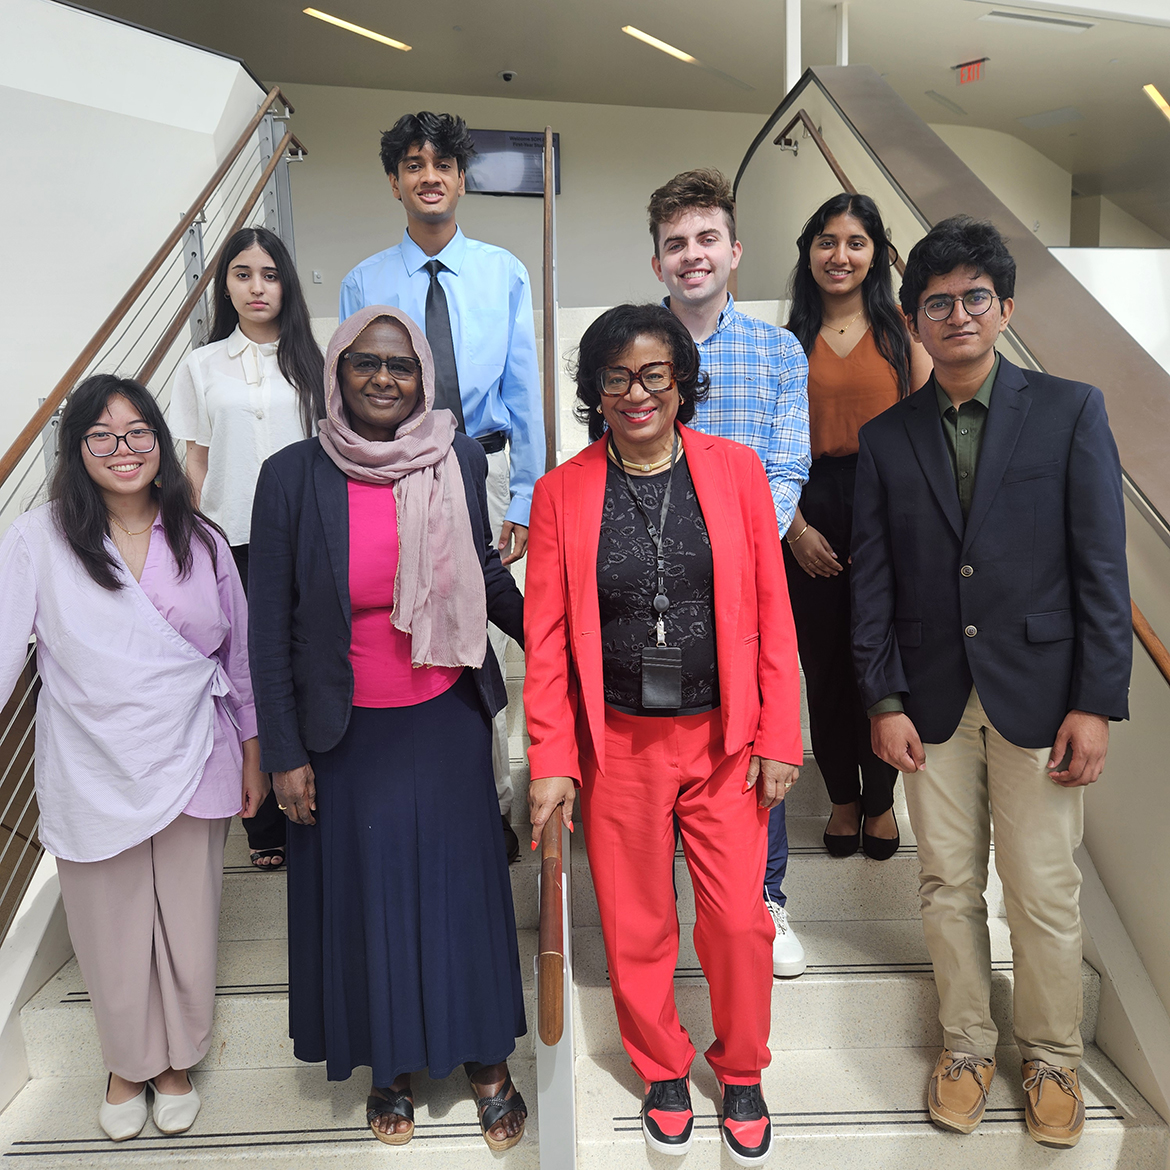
[{"left": 248, "top": 306, "right": 528, "bottom": 1150}]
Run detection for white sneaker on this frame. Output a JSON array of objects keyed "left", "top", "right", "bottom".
[{"left": 765, "top": 898, "right": 806, "bottom": 977}]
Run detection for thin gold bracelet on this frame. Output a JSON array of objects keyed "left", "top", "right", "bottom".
[{"left": 787, "top": 523, "right": 809, "bottom": 545}]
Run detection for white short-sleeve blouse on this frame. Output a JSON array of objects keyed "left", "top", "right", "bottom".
[{"left": 171, "top": 327, "right": 308, "bottom": 544}]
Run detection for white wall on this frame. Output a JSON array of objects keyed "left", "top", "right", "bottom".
[
  {"left": 277, "top": 81, "right": 764, "bottom": 317},
  {"left": 0, "top": 0, "right": 265, "bottom": 469},
  {"left": 928, "top": 124, "right": 1072, "bottom": 247}
]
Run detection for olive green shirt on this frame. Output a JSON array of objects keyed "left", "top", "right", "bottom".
[{"left": 867, "top": 355, "right": 1000, "bottom": 718}]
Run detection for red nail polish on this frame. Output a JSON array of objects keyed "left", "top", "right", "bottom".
[
  {"left": 742, "top": 780, "right": 751, "bottom": 793},
  {"left": 530, "top": 840, "right": 538, "bottom": 851},
  {"left": 568, "top": 821, "right": 575, "bottom": 833}
]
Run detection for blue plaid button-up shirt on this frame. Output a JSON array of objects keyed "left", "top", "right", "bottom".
[{"left": 678, "top": 295, "right": 810, "bottom": 532}]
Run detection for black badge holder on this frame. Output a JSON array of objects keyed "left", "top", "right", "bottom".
[{"left": 612, "top": 433, "right": 685, "bottom": 709}]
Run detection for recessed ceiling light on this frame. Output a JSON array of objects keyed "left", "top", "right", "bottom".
[
  {"left": 621, "top": 25, "right": 696, "bottom": 63},
  {"left": 1144, "top": 83, "right": 1170, "bottom": 123},
  {"left": 926, "top": 90, "right": 967, "bottom": 116},
  {"left": 1018, "top": 106, "right": 1084, "bottom": 129},
  {"left": 979, "top": 10, "right": 1093, "bottom": 31},
  {"left": 303, "top": 8, "right": 411, "bottom": 51}
]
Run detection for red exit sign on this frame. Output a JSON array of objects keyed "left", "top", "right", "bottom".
[{"left": 954, "top": 57, "right": 989, "bottom": 85}]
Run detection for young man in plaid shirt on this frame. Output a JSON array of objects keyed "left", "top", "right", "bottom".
[{"left": 649, "top": 169, "right": 811, "bottom": 979}]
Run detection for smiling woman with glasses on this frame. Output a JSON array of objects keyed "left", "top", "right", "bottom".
[
  {"left": 524, "top": 303, "right": 804, "bottom": 1159},
  {"left": 0, "top": 374, "right": 264, "bottom": 1141},
  {"left": 247, "top": 306, "right": 529, "bottom": 1151}
]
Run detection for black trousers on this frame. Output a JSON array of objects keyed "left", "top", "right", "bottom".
[
  {"left": 783, "top": 456, "right": 897, "bottom": 817},
  {"left": 231, "top": 543, "right": 286, "bottom": 853}
]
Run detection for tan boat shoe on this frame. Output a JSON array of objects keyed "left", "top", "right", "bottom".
[
  {"left": 1022, "top": 1061, "right": 1085, "bottom": 1148},
  {"left": 928, "top": 1049, "right": 997, "bottom": 1134}
]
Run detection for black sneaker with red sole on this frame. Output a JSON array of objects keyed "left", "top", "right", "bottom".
[
  {"left": 721, "top": 1081, "right": 772, "bottom": 1165},
  {"left": 642, "top": 1078, "right": 694, "bottom": 1155}
]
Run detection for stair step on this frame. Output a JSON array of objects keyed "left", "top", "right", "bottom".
[
  {"left": 0, "top": 1060, "right": 539, "bottom": 1167},
  {"left": 568, "top": 817, "right": 1007, "bottom": 927},
  {"left": 570, "top": 921, "right": 1098, "bottom": 1056},
  {"left": 20, "top": 931, "right": 539, "bottom": 1078},
  {"left": 575, "top": 1044, "right": 1168, "bottom": 1168}
]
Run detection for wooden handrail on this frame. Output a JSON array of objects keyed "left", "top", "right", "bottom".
[
  {"left": 135, "top": 129, "right": 304, "bottom": 385},
  {"left": 537, "top": 811, "right": 565, "bottom": 1046},
  {"left": 772, "top": 108, "right": 905, "bottom": 276},
  {"left": 1133, "top": 600, "right": 1170, "bottom": 687},
  {"left": 541, "top": 126, "right": 557, "bottom": 473},
  {"left": 0, "top": 84, "right": 294, "bottom": 490}
]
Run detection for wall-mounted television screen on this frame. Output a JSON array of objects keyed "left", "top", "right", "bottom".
[{"left": 465, "top": 130, "right": 561, "bottom": 196}]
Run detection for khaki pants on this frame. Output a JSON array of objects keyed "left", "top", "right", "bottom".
[
  {"left": 903, "top": 688, "right": 1084, "bottom": 1067},
  {"left": 57, "top": 814, "right": 230, "bottom": 1082},
  {"left": 485, "top": 446, "right": 514, "bottom": 817}
]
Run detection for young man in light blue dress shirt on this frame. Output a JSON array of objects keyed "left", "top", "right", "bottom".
[
  {"left": 340, "top": 112, "right": 545, "bottom": 860},
  {"left": 650, "top": 169, "right": 811, "bottom": 978}
]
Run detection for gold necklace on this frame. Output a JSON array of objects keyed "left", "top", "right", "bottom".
[
  {"left": 110, "top": 511, "right": 156, "bottom": 538},
  {"left": 822, "top": 308, "right": 864, "bottom": 335},
  {"left": 609, "top": 447, "right": 674, "bottom": 474}
]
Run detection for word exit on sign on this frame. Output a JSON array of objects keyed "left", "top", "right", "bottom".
[{"left": 954, "top": 57, "right": 990, "bottom": 85}]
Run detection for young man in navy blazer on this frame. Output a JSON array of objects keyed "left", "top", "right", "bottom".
[{"left": 850, "top": 217, "right": 1130, "bottom": 1149}]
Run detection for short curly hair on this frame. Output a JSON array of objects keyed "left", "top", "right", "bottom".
[
  {"left": 899, "top": 215, "right": 1016, "bottom": 317},
  {"left": 647, "top": 168, "right": 736, "bottom": 257},
  {"left": 379, "top": 111, "right": 476, "bottom": 176},
  {"left": 573, "top": 304, "right": 710, "bottom": 442}
]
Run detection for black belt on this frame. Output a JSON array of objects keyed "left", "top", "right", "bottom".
[{"left": 475, "top": 430, "right": 508, "bottom": 454}]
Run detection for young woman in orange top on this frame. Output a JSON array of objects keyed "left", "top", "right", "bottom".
[{"left": 784, "top": 194, "right": 932, "bottom": 859}]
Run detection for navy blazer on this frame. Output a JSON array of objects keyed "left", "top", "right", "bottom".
[
  {"left": 851, "top": 355, "right": 1131, "bottom": 749},
  {"left": 247, "top": 434, "right": 524, "bottom": 773}
]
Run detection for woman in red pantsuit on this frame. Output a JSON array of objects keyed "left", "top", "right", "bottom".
[{"left": 525, "top": 304, "right": 803, "bottom": 1166}]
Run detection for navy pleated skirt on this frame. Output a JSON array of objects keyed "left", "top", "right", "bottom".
[{"left": 285, "top": 670, "right": 527, "bottom": 1084}]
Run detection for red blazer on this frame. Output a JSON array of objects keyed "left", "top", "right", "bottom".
[{"left": 524, "top": 425, "right": 803, "bottom": 782}]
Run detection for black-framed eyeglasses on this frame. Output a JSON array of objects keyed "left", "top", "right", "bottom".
[
  {"left": 920, "top": 288, "right": 1001, "bottom": 322},
  {"left": 83, "top": 428, "right": 158, "bottom": 457},
  {"left": 342, "top": 352, "right": 422, "bottom": 381},
  {"left": 597, "top": 361, "right": 676, "bottom": 398}
]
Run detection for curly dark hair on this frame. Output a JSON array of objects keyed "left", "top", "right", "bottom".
[
  {"left": 899, "top": 215, "right": 1017, "bottom": 317},
  {"left": 573, "top": 304, "right": 710, "bottom": 442},
  {"left": 379, "top": 111, "right": 476, "bottom": 176},
  {"left": 787, "top": 193, "right": 911, "bottom": 396},
  {"left": 647, "top": 168, "right": 736, "bottom": 257}
]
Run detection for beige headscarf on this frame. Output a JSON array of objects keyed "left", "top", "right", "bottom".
[{"left": 318, "top": 305, "right": 486, "bottom": 670}]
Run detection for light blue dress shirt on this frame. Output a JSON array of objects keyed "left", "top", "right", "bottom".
[
  {"left": 677, "top": 295, "right": 811, "bottom": 532},
  {"left": 339, "top": 228, "right": 544, "bottom": 526}
]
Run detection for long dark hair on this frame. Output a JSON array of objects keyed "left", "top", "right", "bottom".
[
  {"left": 209, "top": 226, "right": 325, "bottom": 436},
  {"left": 52, "top": 375, "right": 220, "bottom": 591},
  {"left": 786, "top": 194, "right": 912, "bottom": 397},
  {"left": 573, "top": 304, "right": 710, "bottom": 442}
]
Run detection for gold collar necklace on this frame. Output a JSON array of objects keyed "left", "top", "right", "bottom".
[{"left": 609, "top": 447, "right": 675, "bottom": 474}]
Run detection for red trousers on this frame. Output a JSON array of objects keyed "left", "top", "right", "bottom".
[{"left": 579, "top": 706, "right": 773, "bottom": 1085}]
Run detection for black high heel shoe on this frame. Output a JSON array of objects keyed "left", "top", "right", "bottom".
[{"left": 862, "top": 812, "right": 900, "bottom": 860}]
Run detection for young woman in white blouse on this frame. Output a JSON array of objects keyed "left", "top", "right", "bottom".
[{"left": 172, "top": 226, "right": 323, "bottom": 869}]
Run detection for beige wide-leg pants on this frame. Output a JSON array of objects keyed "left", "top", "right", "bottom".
[
  {"left": 56, "top": 813, "right": 230, "bottom": 1082},
  {"left": 903, "top": 688, "right": 1085, "bottom": 1068}
]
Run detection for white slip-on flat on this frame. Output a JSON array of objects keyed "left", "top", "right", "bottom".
[
  {"left": 148, "top": 1077, "right": 201, "bottom": 1135},
  {"left": 98, "top": 1075, "right": 148, "bottom": 1142}
]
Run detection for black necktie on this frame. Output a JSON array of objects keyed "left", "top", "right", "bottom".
[{"left": 423, "top": 260, "right": 466, "bottom": 432}]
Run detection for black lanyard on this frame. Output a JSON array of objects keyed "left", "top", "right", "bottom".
[{"left": 610, "top": 432, "right": 679, "bottom": 647}]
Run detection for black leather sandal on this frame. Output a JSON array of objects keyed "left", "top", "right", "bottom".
[
  {"left": 366, "top": 1086, "right": 414, "bottom": 1145},
  {"left": 249, "top": 847, "right": 285, "bottom": 870},
  {"left": 471, "top": 1072, "right": 527, "bottom": 1151}
]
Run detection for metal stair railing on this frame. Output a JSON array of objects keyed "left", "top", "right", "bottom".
[{"left": 0, "top": 84, "right": 307, "bottom": 947}]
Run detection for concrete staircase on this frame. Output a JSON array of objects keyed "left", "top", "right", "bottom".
[{"left": 0, "top": 648, "right": 1167, "bottom": 1167}]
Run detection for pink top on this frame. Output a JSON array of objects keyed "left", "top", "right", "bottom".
[{"left": 347, "top": 480, "right": 462, "bottom": 707}]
